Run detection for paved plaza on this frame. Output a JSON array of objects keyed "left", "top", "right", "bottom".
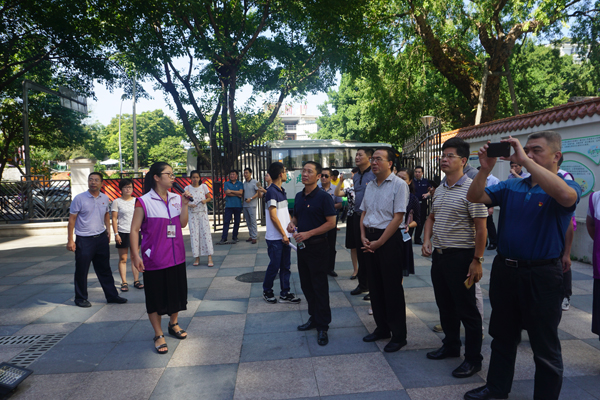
[{"left": 0, "top": 225, "right": 599, "bottom": 400}]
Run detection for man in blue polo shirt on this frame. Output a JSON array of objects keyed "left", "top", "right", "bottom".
[
  {"left": 465, "top": 131, "right": 581, "bottom": 400},
  {"left": 218, "top": 170, "right": 244, "bottom": 244},
  {"left": 67, "top": 172, "right": 127, "bottom": 307},
  {"left": 287, "top": 161, "right": 336, "bottom": 346}
]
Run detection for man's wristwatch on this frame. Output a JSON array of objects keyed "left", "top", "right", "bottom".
[{"left": 473, "top": 256, "right": 484, "bottom": 263}]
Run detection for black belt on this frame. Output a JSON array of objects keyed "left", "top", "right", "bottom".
[
  {"left": 305, "top": 236, "right": 327, "bottom": 245},
  {"left": 365, "top": 227, "right": 385, "bottom": 234},
  {"left": 435, "top": 247, "right": 472, "bottom": 255},
  {"left": 498, "top": 254, "right": 559, "bottom": 268},
  {"left": 79, "top": 231, "right": 107, "bottom": 238}
]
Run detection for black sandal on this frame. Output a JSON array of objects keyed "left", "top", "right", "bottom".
[
  {"left": 120, "top": 282, "right": 129, "bottom": 292},
  {"left": 168, "top": 322, "right": 187, "bottom": 339},
  {"left": 153, "top": 335, "right": 168, "bottom": 354},
  {"left": 133, "top": 280, "right": 144, "bottom": 289}
]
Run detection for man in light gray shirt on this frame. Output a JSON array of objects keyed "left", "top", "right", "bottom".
[
  {"left": 360, "top": 148, "right": 409, "bottom": 353},
  {"left": 67, "top": 172, "right": 126, "bottom": 307},
  {"left": 243, "top": 168, "right": 261, "bottom": 244}
]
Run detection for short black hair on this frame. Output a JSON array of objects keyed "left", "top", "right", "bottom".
[
  {"left": 414, "top": 165, "right": 424, "bottom": 172},
  {"left": 374, "top": 147, "right": 396, "bottom": 168},
  {"left": 322, "top": 167, "right": 332, "bottom": 175},
  {"left": 229, "top": 170, "right": 238, "bottom": 176},
  {"left": 357, "top": 147, "right": 374, "bottom": 158},
  {"left": 89, "top": 172, "right": 103, "bottom": 181},
  {"left": 304, "top": 161, "right": 322, "bottom": 175},
  {"left": 119, "top": 178, "right": 134, "bottom": 190},
  {"left": 268, "top": 162, "right": 285, "bottom": 180},
  {"left": 351, "top": 167, "right": 359, "bottom": 174},
  {"left": 442, "top": 137, "right": 470, "bottom": 159},
  {"left": 190, "top": 170, "right": 201, "bottom": 178},
  {"left": 244, "top": 167, "right": 252, "bottom": 173},
  {"left": 332, "top": 170, "right": 339, "bottom": 177}
]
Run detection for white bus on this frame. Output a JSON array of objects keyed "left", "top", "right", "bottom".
[{"left": 267, "top": 140, "right": 395, "bottom": 209}]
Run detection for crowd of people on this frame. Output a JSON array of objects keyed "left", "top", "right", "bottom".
[{"left": 64, "top": 129, "right": 599, "bottom": 399}]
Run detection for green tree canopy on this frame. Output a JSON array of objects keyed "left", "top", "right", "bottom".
[
  {"left": 97, "top": 0, "right": 373, "bottom": 172},
  {"left": 103, "top": 109, "right": 186, "bottom": 168}
]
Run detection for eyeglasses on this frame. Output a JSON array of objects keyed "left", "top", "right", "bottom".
[
  {"left": 439, "top": 153, "right": 462, "bottom": 160},
  {"left": 369, "top": 157, "right": 387, "bottom": 163},
  {"left": 88, "top": 178, "right": 102, "bottom": 183},
  {"left": 161, "top": 173, "right": 175, "bottom": 178},
  {"left": 321, "top": 174, "right": 329, "bottom": 178}
]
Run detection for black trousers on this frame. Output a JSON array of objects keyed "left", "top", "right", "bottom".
[
  {"left": 74, "top": 233, "right": 119, "bottom": 302},
  {"left": 364, "top": 229, "right": 407, "bottom": 342},
  {"left": 353, "top": 213, "right": 368, "bottom": 290},
  {"left": 298, "top": 241, "right": 331, "bottom": 331},
  {"left": 487, "top": 215, "right": 497, "bottom": 246},
  {"left": 563, "top": 269, "right": 572, "bottom": 299},
  {"left": 414, "top": 199, "right": 428, "bottom": 242},
  {"left": 431, "top": 248, "right": 482, "bottom": 364},
  {"left": 326, "top": 227, "right": 337, "bottom": 273},
  {"left": 487, "top": 255, "right": 563, "bottom": 399}
]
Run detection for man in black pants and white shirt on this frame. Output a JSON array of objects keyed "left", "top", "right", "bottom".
[{"left": 360, "top": 148, "right": 409, "bottom": 353}]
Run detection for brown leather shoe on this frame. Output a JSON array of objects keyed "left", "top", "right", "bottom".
[{"left": 252, "top": 239, "right": 257, "bottom": 244}]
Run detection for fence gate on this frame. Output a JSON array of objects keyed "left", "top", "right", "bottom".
[
  {"left": 398, "top": 119, "right": 442, "bottom": 187},
  {"left": 0, "top": 177, "right": 71, "bottom": 222},
  {"left": 210, "top": 134, "right": 270, "bottom": 232}
]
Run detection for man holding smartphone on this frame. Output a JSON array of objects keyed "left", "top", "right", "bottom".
[
  {"left": 465, "top": 131, "right": 581, "bottom": 400},
  {"left": 422, "top": 138, "right": 488, "bottom": 378}
]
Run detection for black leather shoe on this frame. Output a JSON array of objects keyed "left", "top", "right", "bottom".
[
  {"left": 107, "top": 296, "right": 128, "bottom": 304},
  {"left": 414, "top": 240, "right": 423, "bottom": 245},
  {"left": 487, "top": 244, "right": 497, "bottom": 250},
  {"left": 384, "top": 339, "right": 407, "bottom": 352},
  {"left": 317, "top": 330, "right": 328, "bottom": 346},
  {"left": 328, "top": 271, "right": 338, "bottom": 277},
  {"left": 464, "top": 385, "right": 508, "bottom": 400},
  {"left": 426, "top": 345, "right": 461, "bottom": 360},
  {"left": 350, "top": 286, "right": 367, "bottom": 295},
  {"left": 452, "top": 360, "right": 482, "bottom": 378},
  {"left": 75, "top": 299, "right": 91, "bottom": 308},
  {"left": 363, "top": 332, "right": 391, "bottom": 342},
  {"left": 363, "top": 294, "right": 370, "bottom": 301},
  {"left": 297, "top": 320, "right": 316, "bottom": 331}
]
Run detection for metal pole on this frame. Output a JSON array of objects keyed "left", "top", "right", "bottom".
[
  {"left": 132, "top": 78, "right": 138, "bottom": 174},
  {"left": 22, "top": 82, "right": 31, "bottom": 178},
  {"left": 118, "top": 96, "right": 124, "bottom": 173}
]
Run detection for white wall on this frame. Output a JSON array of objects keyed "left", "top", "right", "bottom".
[{"left": 464, "top": 114, "right": 600, "bottom": 262}]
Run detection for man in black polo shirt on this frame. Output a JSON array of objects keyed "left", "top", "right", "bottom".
[{"left": 288, "top": 161, "right": 337, "bottom": 346}]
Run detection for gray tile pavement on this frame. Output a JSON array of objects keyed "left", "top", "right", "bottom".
[{"left": 0, "top": 225, "right": 598, "bottom": 399}]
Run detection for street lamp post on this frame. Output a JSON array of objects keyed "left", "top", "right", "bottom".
[{"left": 118, "top": 95, "right": 126, "bottom": 173}]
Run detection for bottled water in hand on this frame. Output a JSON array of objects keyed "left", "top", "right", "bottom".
[{"left": 294, "top": 227, "right": 306, "bottom": 250}]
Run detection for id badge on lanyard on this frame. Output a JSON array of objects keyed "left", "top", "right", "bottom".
[{"left": 167, "top": 224, "right": 176, "bottom": 238}]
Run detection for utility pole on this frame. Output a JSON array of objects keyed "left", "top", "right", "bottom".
[{"left": 132, "top": 78, "right": 138, "bottom": 175}]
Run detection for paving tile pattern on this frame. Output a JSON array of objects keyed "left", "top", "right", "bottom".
[{"left": 0, "top": 226, "right": 598, "bottom": 399}]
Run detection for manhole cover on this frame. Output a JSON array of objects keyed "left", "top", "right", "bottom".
[{"left": 235, "top": 271, "right": 277, "bottom": 283}]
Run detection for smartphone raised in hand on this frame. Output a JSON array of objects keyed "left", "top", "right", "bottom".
[{"left": 486, "top": 142, "right": 511, "bottom": 158}]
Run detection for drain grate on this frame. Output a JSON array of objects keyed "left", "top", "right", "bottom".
[
  {"left": 0, "top": 335, "right": 43, "bottom": 346},
  {"left": 4, "top": 334, "right": 67, "bottom": 368},
  {"left": 235, "top": 271, "right": 276, "bottom": 283}
]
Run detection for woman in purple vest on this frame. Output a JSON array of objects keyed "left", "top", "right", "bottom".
[{"left": 130, "top": 162, "right": 191, "bottom": 354}]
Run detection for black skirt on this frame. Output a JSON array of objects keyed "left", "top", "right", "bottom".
[
  {"left": 593, "top": 279, "right": 600, "bottom": 338},
  {"left": 143, "top": 262, "right": 188, "bottom": 316}
]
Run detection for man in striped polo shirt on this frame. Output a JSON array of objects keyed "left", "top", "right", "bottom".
[{"left": 422, "top": 137, "right": 488, "bottom": 378}]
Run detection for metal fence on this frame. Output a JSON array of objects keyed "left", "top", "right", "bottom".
[
  {"left": 0, "top": 178, "right": 71, "bottom": 222},
  {"left": 210, "top": 134, "right": 270, "bottom": 231},
  {"left": 399, "top": 119, "right": 442, "bottom": 187}
]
